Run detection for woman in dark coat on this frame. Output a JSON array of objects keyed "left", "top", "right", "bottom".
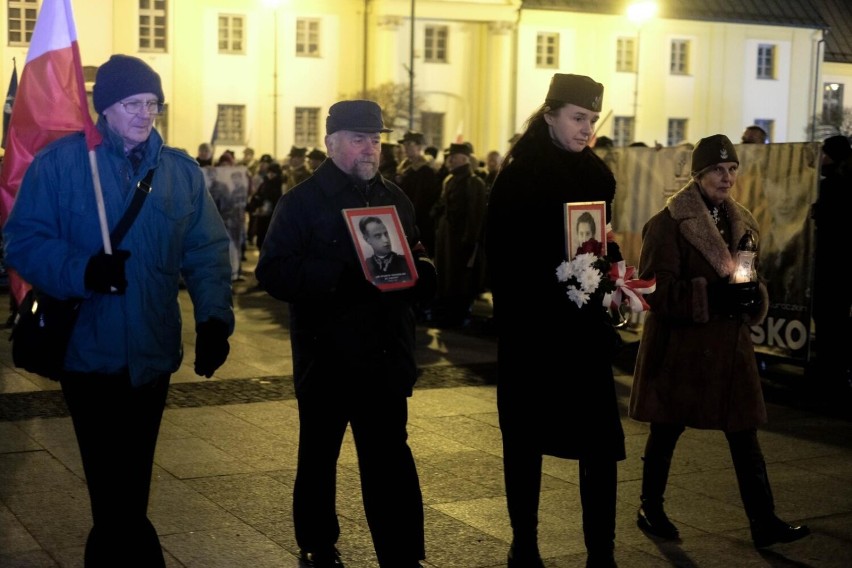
[
  {"left": 630, "top": 134, "right": 810, "bottom": 549},
  {"left": 485, "top": 73, "right": 625, "bottom": 568}
]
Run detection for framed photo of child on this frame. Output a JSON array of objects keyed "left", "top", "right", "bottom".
[
  {"left": 342, "top": 205, "right": 419, "bottom": 291},
  {"left": 564, "top": 201, "right": 606, "bottom": 260}
]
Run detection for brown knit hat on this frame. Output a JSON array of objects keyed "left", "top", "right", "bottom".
[{"left": 691, "top": 134, "right": 739, "bottom": 175}]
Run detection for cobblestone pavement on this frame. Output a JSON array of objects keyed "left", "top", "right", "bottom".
[{"left": 1, "top": 249, "right": 851, "bottom": 568}]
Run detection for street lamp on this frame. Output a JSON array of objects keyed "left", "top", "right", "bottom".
[
  {"left": 263, "top": 0, "right": 285, "bottom": 158},
  {"left": 627, "top": 1, "right": 657, "bottom": 140}
]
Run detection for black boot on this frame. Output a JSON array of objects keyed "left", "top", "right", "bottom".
[
  {"left": 727, "top": 429, "right": 811, "bottom": 548},
  {"left": 507, "top": 541, "right": 545, "bottom": 568},
  {"left": 637, "top": 501, "right": 680, "bottom": 540},
  {"left": 750, "top": 515, "right": 811, "bottom": 548},
  {"left": 637, "top": 425, "right": 682, "bottom": 540},
  {"left": 581, "top": 459, "right": 618, "bottom": 563},
  {"left": 586, "top": 552, "right": 618, "bottom": 568},
  {"left": 503, "top": 443, "right": 545, "bottom": 568}
]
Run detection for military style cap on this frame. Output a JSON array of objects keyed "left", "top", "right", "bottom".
[{"left": 545, "top": 73, "right": 604, "bottom": 112}]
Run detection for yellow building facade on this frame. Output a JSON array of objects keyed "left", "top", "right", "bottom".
[{"left": 0, "top": 0, "right": 849, "bottom": 162}]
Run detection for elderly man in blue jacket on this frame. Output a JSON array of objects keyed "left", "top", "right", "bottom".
[{"left": 3, "top": 55, "right": 233, "bottom": 567}]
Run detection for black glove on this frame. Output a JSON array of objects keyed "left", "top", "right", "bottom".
[
  {"left": 84, "top": 250, "right": 131, "bottom": 294},
  {"left": 730, "top": 281, "right": 761, "bottom": 313},
  {"left": 708, "top": 281, "right": 760, "bottom": 315},
  {"left": 411, "top": 256, "right": 437, "bottom": 303},
  {"left": 194, "top": 318, "right": 231, "bottom": 378}
]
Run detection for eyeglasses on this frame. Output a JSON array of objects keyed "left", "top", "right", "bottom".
[{"left": 119, "top": 100, "right": 164, "bottom": 115}]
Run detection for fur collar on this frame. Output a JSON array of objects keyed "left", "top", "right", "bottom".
[{"left": 666, "top": 182, "right": 760, "bottom": 278}]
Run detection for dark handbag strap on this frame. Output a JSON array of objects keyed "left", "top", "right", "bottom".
[{"left": 104, "top": 167, "right": 156, "bottom": 250}]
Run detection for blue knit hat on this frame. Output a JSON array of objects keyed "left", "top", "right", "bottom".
[{"left": 93, "top": 55, "right": 164, "bottom": 114}]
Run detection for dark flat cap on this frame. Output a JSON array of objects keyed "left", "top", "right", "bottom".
[
  {"left": 326, "top": 100, "right": 392, "bottom": 135},
  {"left": 288, "top": 146, "right": 307, "bottom": 158},
  {"left": 398, "top": 130, "right": 426, "bottom": 145},
  {"left": 448, "top": 142, "right": 473, "bottom": 156}
]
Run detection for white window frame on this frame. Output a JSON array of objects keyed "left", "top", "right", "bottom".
[
  {"left": 424, "top": 25, "right": 449, "bottom": 64},
  {"left": 139, "top": 0, "right": 167, "bottom": 52},
  {"left": 667, "top": 118, "right": 688, "bottom": 146},
  {"left": 218, "top": 14, "right": 245, "bottom": 54},
  {"left": 535, "top": 32, "right": 559, "bottom": 69},
  {"left": 421, "top": 111, "right": 444, "bottom": 147},
  {"left": 215, "top": 104, "right": 246, "bottom": 146},
  {"left": 670, "top": 39, "right": 690, "bottom": 75},
  {"left": 7, "top": 0, "right": 37, "bottom": 46},
  {"left": 616, "top": 37, "right": 636, "bottom": 73},
  {"left": 296, "top": 18, "right": 321, "bottom": 57},
  {"left": 614, "top": 116, "right": 635, "bottom": 147},
  {"left": 757, "top": 44, "right": 776, "bottom": 79},
  {"left": 294, "top": 107, "right": 321, "bottom": 147}
]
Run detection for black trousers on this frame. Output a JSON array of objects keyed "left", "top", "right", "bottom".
[
  {"left": 643, "top": 423, "right": 775, "bottom": 521},
  {"left": 293, "top": 384, "right": 425, "bottom": 566},
  {"left": 503, "top": 439, "right": 617, "bottom": 555},
  {"left": 61, "top": 371, "right": 170, "bottom": 568}
]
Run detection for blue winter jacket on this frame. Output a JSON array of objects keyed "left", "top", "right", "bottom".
[{"left": 3, "top": 119, "right": 234, "bottom": 386}]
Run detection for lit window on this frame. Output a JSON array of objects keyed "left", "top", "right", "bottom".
[
  {"left": 139, "top": 0, "right": 167, "bottom": 52},
  {"left": 670, "top": 40, "right": 690, "bottom": 75},
  {"left": 294, "top": 107, "right": 321, "bottom": 147},
  {"left": 421, "top": 112, "right": 444, "bottom": 147},
  {"left": 214, "top": 105, "right": 245, "bottom": 145},
  {"left": 757, "top": 44, "right": 775, "bottom": 79},
  {"left": 536, "top": 33, "right": 559, "bottom": 69},
  {"left": 667, "top": 118, "right": 688, "bottom": 146},
  {"left": 616, "top": 37, "right": 636, "bottom": 73},
  {"left": 296, "top": 18, "right": 321, "bottom": 57},
  {"left": 218, "top": 14, "right": 245, "bottom": 54},
  {"left": 7, "top": 0, "right": 37, "bottom": 45},
  {"left": 614, "top": 116, "right": 635, "bottom": 147},
  {"left": 424, "top": 25, "right": 448, "bottom": 63}
]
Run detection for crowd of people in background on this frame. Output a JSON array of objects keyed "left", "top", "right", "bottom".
[
  {"left": 3, "top": 71, "right": 847, "bottom": 566},
  {"left": 190, "top": 128, "right": 505, "bottom": 330}
]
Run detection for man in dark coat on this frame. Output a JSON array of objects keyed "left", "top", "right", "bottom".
[
  {"left": 485, "top": 74, "right": 625, "bottom": 568},
  {"left": 255, "top": 100, "right": 435, "bottom": 568},
  {"left": 812, "top": 135, "right": 852, "bottom": 392},
  {"left": 396, "top": 130, "right": 440, "bottom": 258},
  {"left": 432, "top": 141, "right": 487, "bottom": 327}
]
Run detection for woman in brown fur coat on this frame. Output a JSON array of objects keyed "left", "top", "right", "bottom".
[{"left": 630, "top": 134, "right": 810, "bottom": 549}]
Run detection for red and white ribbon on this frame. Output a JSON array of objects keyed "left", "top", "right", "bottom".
[{"left": 603, "top": 261, "right": 656, "bottom": 312}]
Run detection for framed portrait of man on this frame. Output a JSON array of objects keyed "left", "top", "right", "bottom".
[
  {"left": 564, "top": 201, "right": 606, "bottom": 260},
  {"left": 343, "top": 206, "right": 418, "bottom": 291}
]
